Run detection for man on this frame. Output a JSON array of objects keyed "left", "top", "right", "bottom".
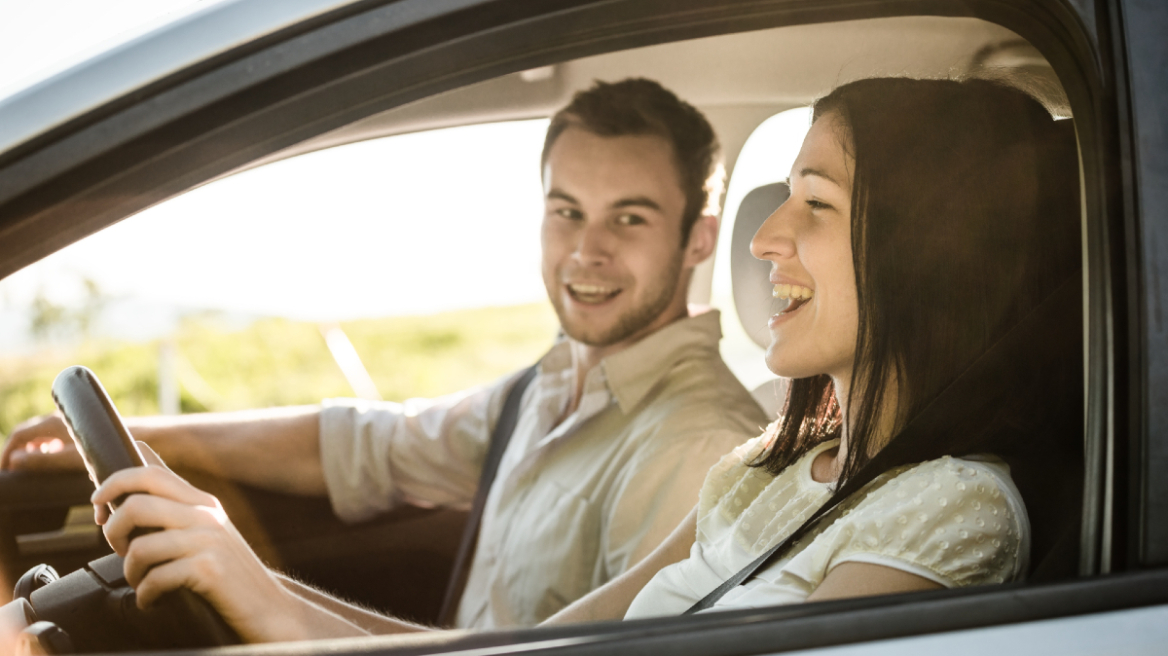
[{"left": 1, "top": 78, "right": 767, "bottom": 630}]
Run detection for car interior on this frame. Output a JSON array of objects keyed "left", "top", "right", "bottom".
[{"left": 0, "top": 6, "right": 1105, "bottom": 653}]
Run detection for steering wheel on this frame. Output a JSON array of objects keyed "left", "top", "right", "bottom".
[{"left": 14, "top": 366, "right": 240, "bottom": 653}]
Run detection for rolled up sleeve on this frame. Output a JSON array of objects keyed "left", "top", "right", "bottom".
[{"left": 319, "top": 369, "right": 524, "bottom": 523}]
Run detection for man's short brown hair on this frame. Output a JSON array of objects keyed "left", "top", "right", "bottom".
[{"left": 541, "top": 78, "right": 722, "bottom": 246}]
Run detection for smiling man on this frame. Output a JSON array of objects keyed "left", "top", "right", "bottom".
[{"left": 2, "top": 78, "right": 767, "bottom": 630}]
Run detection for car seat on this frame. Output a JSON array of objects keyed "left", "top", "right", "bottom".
[{"left": 729, "top": 182, "right": 791, "bottom": 418}]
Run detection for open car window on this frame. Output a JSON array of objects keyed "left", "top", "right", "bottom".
[
  {"left": 0, "top": 120, "right": 555, "bottom": 425},
  {"left": 2, "top": 0, "right": 1166, "bottom": 653}
]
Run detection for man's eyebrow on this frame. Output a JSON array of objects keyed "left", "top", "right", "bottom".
[
  {"left": 612, "top": 196, "right": 663, "bottom": 212},
  {"left": 796, "top": 167, "right": 842, "bottom": 187},
  {"left": 546, "top": 189, "right": 579, "bottom": 204}
]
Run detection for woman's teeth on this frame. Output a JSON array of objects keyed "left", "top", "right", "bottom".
[{"left": 772, "top": 284, "right": 814, "bottom": 300}]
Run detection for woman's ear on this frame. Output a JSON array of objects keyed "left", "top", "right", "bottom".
[{"left": 683, "top": 214, "right": 719, "bottom": 267}]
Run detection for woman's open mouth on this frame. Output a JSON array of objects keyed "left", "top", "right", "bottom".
[{"left": 773, "top": 284, "right": 814, "bottom": 315}]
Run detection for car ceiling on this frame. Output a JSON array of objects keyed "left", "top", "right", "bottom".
[{"left": 248, "top": 15, "right": 1044, "bottom": 177}]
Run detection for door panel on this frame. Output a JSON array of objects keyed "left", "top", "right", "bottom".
[{"left": 0, "top": 469, "right": 464, "bottom": 624}]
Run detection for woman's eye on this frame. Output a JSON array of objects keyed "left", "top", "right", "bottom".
[{"left": 806, "top": 199, "right": 832, "bottom": 211}]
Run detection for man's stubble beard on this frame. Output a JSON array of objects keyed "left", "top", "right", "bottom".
[{"left": 552, "top": 250, "right": 686, "bottom": 348}]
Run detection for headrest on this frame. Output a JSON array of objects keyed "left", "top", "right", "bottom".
[{"left": 731, "top": 183, "right": 790, "bottom": 348}]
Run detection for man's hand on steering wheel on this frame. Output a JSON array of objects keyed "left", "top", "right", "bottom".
[
  {"left": 91, "top": 443, "right": 309, "bottom": 644},
  {"left": 0, "top": 412, "right": 85, "bottom": 472}
]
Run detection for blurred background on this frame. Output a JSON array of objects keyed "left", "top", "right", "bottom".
[
  {"left": 0, "top": 0, "right": 806, "bottom": 437},
  {"left": 0, "top": 0, "right": 562, "bottom": 435}
]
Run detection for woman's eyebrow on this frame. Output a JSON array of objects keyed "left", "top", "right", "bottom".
[{"left": 796, "top": 166, "right": 842, "bottom": 187}]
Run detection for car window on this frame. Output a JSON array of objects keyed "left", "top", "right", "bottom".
[
  {"left": 0, "top": 120, "right": 557, "bottom": 431},
  {"left": 1, "top": 3, "right": 1139, "bottom": 653}
]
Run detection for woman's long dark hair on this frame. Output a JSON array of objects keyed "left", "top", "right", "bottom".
[{"left": 754, "top": 78, "right": 1080, "bottom": 491}]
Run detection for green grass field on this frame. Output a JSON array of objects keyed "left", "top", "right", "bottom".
[{"left": 0, "top": 302, "right": 559, "bottom": 437}]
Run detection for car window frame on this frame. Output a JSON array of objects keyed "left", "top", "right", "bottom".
[{"left": 0, "top": 0, "right": 1163, "bottom": 653}]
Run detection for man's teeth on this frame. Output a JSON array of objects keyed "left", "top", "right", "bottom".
[
  {"left": 772, "top": 284, "right": 814, "bottom": 300},
  {"left": 570, "top": 283, "right": 616, "bottom": 295}
]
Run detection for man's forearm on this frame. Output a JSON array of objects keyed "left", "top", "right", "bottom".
[
  {"left": 277, "top": 574, "right": 430, "bottom": 635},
  {"left": 127, "top": 406, "right": 327, "bottom": 495}
]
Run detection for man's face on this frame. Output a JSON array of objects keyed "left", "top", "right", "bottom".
[{"left": 541, "top": 127, "right": 694, "bottom": 349}]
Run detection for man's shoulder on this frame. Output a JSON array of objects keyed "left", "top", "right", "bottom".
[
  {"left": 635, "top": 353, "right": 769, "bottom": 436},
  {"left": 654, "top": 350, "right": 763, "bottom": 407}
]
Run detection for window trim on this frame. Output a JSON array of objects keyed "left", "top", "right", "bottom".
[{"left": 0, "top": 0, "right": 1160, "bottom": 651}]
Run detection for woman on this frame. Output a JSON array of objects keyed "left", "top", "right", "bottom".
[
  {"left": 551, "top": 76, "right": 1082, "bottom": 621},
  {"left": 90, "top": 76, "right": 1082, "bottom": 638}
]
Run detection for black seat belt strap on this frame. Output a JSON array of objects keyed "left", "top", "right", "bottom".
[
  {"left": 437, "top": 363, "right": 540, "bottom": 627},
  {"left": 685, "top": 458, "right": 909, "bottom": 614},
  {"left": 683, "top": 495, "right": 835, "bottom": 614}
]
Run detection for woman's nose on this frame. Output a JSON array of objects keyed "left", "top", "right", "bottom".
[{"left": 750, "top": 201, "right": 796, "bottom": 262}]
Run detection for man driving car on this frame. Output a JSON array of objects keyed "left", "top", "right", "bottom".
[{"left": 1, "top": 78, "right": 767, "bottom": 630}]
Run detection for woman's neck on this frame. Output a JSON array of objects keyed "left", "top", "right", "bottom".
[{"left": 812, "top": 371, "right": 900, "bottom": 485}]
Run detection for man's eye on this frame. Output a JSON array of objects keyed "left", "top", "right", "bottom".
[
  {"left": 555, "top": 207, "right": 583, "bottom": 220},
  {"left": 616, "top": 213, "right": 646, "bottom": 226}
]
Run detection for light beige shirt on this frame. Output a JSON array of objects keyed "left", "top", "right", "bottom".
[
  {"left": 318, "top": 310, "right": 768, "bottom": 629},
  {"left": 626, "top": 433, "right": 1029, "bottom": 619}
]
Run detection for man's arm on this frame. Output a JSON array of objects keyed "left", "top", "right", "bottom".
[
  {"left": 1, "top": 407, "right": 326, "bottom": 496},
  {"left": 277, "top": 574, "right": 430, "bottom": 634}
]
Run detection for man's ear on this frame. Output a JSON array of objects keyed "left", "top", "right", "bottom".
[{"left": 683, "top": 214, "right": 719, "bottom": 267}]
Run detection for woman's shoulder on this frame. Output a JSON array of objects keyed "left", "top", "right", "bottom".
[
  {"left": 878, "top": 456, "right": 1025, "bottom": 509},
  {"left": 854, "top": 456, "right": 1029, "bottom": 530},
  {"left": 823, "top": 455, "right": 1031, "bottom": 586}
]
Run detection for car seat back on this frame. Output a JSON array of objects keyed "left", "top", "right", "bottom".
[{"left": 730, "top": 182, "right": 790, "bottom": 417}]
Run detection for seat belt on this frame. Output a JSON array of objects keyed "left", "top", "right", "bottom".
[
  {"left": 683, "top": 483, "right": 856, "bottom": 614},
  {"left": 437, "top": 363, "right": 539, "bottom": 627}
]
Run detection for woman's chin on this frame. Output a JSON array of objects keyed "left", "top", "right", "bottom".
[
  {"left": 764, "top": 349, "right": 795, "bottom": 378},
  {"left": 765, "top": 346, "right": 820, "bottom": 380}
]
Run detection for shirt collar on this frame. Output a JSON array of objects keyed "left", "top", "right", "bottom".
[{"left": 603, "top": 309, "right": 724, "bottom": 414}]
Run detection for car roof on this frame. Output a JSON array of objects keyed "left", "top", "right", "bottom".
[{"left": 0, "top": 3, "right": 1034, "bottom": 176}]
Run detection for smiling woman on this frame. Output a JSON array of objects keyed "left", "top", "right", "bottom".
[{"left": 551, "top": 75, "right": 1083, "bottom": 622}]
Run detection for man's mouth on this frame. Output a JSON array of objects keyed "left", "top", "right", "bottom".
[
  {"left": 772, "top": 284, "right": 814, "bottom": 314},
  {"left": 567, "top": 283, "right": 622, "bottom": 305}
]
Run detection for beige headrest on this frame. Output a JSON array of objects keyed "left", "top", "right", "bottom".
[{"left": 731, "top": 182, "right": 790, "bottom": 349}]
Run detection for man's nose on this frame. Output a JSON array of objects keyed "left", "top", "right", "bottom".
[
  {"left": 573, "top": 219, "right": 615, "bottom": 264},
  {"left": 750, "top": 201, "right": 797, "bottom": 262}
]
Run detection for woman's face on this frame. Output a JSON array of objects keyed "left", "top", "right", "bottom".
[{"left": 750, "top": 110, "right": 858, "bottom": 382}]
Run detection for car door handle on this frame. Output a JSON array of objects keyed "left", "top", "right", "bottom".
[{"left": 16, "top": 505, "right": 101, "bottom": 556}]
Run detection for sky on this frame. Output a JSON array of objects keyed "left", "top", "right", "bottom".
[
  {"left": 0, "top": 0, "right": 809, "bottom": 366},
  {"left": 0, "top": 0, "right": 222, "bottom": 98},
  {"left": 0, "top": 0, "right": 549, "bottom": 346}
]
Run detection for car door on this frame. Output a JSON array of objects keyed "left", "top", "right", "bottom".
[{"left": 1, "top": 0, "right": 1165, "bottom": 654}]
